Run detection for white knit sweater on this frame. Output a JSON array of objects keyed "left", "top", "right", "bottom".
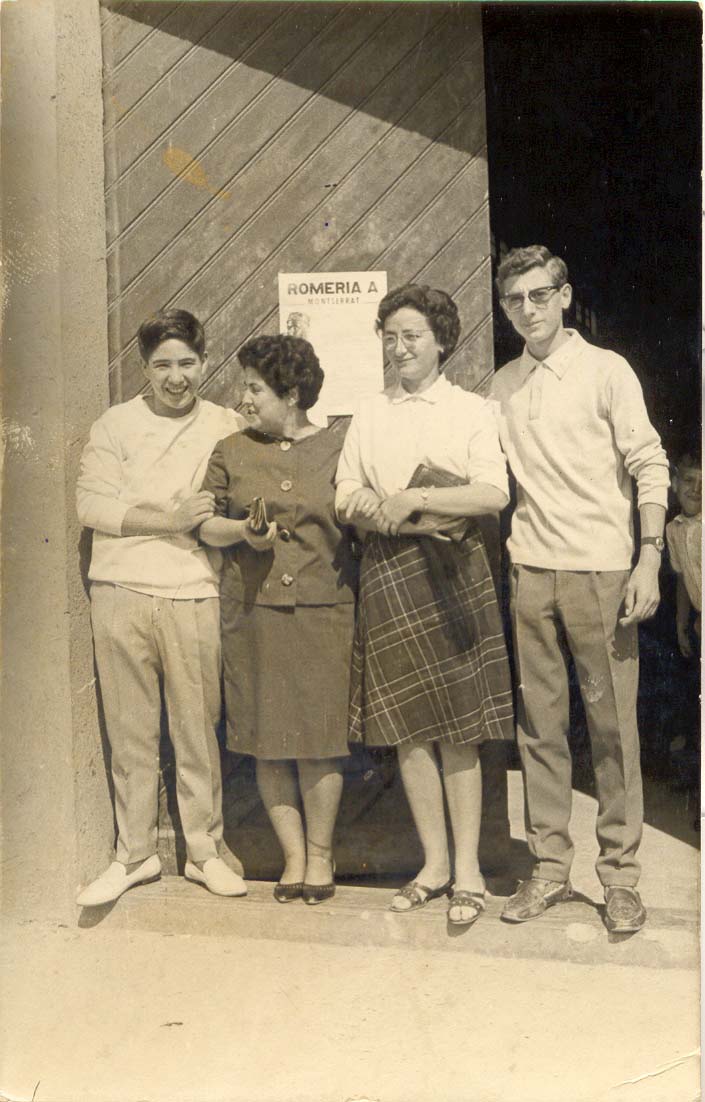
[{"left": 77, "top": 396, "right": 243, "bottom": 598}]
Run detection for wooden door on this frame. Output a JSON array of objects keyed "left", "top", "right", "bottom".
[{"left": 99, "top": 0, "right": 508, "bottom": 880}]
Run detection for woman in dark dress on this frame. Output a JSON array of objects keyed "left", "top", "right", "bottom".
[
  {"left": 200, "top": 335, "right": 356, "bottom": 903},
  {"left": 336, "top": 284, "right": 515, "bottom": 927}
]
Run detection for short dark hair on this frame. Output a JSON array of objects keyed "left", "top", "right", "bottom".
[
  {"left": 237, "top": 335, "right": 324, "bottom": 410},
  {"left": 495, "top": 246, "right": 569, "bottom": 296},
  {"left": 375, "top": 284, "right": 460, "bottom": 367},
  {"left": 137, "top": 309, "right": 206, "bottom": 361},
  {"left": 675, "top": 445, "right": 701, "bottom": 473}
]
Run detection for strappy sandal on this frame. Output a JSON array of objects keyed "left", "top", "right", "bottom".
[
  {"left": 447, "top": 889, "right": 486, "bottom": 927},
  {"left": 390, "top": 878, "right": 454, "bottom": 913}
]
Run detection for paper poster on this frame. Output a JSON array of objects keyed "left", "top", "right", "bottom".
[{"left": 278, "top": 271, "right": 387, "bottom": 425}]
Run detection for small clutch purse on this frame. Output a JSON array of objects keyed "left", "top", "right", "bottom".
[
  {"left": 406, "top": 464, "right": 473, "bottom": 544},
  {"left": 405, "top": 464, "right": 475, "bottom": 650},
  {"left": 247, "top": 496, "right": 270, "bottom": 535}
]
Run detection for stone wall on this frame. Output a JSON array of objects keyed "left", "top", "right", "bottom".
[{"left": 1, "top": 0, "right": 114, "bottom": 921}]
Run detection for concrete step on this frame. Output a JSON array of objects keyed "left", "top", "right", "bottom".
[
  {"left": 80, "top": 876, "right": 698, "bottom": 972},
  {"left": 157, "top": 745, "right": 514, "bottom": 878}
]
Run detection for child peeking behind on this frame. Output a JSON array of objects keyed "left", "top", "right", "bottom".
[{"left": 666, "top": 448, "right": 702, "bottom": 657}]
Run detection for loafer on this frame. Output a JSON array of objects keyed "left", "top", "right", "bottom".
[
  {"left": 76, "top": 855, "right": 161, "bottom": 907},
  {"left": 604, "top": 887, "right": 646, "bottom": 933},
  {"left": 501, "top": 877, "right": 573, "bottom": 923},
  {"left": 184, "top": 857, "right": 247, "bottom": 897}
]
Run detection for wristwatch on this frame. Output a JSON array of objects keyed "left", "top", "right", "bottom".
[{"left": 641, "top": 536, "right": 665, "bottom": 552}]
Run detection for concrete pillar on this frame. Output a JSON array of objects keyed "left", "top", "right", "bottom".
[{"left": 1, "top": 0, "right": 113, "bottom": 921}]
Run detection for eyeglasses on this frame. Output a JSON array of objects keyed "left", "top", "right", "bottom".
[
  {"left": 500, "top": 285, "right": 563, "bottom": 312},
  {"left": 380, "top": 329, "right": 433, "bottom": 351}
]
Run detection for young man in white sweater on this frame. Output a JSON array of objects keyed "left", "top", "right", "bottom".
[
  {"left": 491, "top": 246, "right": 669, "bottom": 934},
  {"left": 76, "top": 309, "right": 246, "bottom": 905}
]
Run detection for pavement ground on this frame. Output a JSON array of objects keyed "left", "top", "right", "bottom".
[{"left": 0, "top": 770, "right": 700, "bottom": 1102}]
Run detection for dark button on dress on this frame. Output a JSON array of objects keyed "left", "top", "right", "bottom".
[{"left": 202, "top": 427, "right": 357, "bottom": 760}]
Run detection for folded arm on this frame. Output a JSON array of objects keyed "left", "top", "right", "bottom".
[
  {"left": 77, "top": 418, "right": 218, "bottom": 538},
  {"left": 198, "top": 516, "right": 277, "bottom": 551},
  {"left": 121, "top": 494, "right": 217, "bottom": 537},
  {"left": 336, "top": 481, "right": 508, "bottom": 539},
  {"left": 334, "top": 396, "right": 508, "bottom": 538},
  {"left": 375, "top": 483, "right": 509, "bottom": 537}
]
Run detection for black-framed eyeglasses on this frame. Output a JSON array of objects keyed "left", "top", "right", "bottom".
[{"left": 500, "top": 285, "right": 564, "bottom": 312}]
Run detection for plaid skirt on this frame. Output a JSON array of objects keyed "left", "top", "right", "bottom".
[{"left": 349, "top": 532, "right": 515, "bottom": 747}]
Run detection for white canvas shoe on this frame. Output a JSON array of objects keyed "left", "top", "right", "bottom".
[
  {"left": 184, "top": 857, "right": 247, "bottom": 897},
  {"left": 76, "top": 855, "right": 162, "bottom": 907}
]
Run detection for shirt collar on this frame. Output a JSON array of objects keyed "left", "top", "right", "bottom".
[
  {"left": 672, "top": 511, "right": 701, "bottom": 525},
  {"left": 389, "top": 372, "right": 451, "bottom": 405},
  {"left": 518, "top": 328, "right": 583, "bottom": 381}
]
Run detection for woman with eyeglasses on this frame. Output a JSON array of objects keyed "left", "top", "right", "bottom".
[{"left": 336, "top": 284, "right": 514, "bottom": 927}]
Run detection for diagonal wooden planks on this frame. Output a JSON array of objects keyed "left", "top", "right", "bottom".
[{"left": 101, "top": 2, "right": 493, "bottom": 405}]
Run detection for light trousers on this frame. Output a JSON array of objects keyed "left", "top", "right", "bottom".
[
  {"left": 90, "top": 583, "right": 224, "bottom": 864},
  {"left": 510, "top": 566, "right": 643, "bottom": 887}
]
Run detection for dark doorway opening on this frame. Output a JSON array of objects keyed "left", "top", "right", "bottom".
[
  {"left": 483, "top": 2, "right": 702, "bottom": 843},
  {"left": 483, "top": 2, "right": 701, "bottom": 457}
]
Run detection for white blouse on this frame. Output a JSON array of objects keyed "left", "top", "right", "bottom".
[{"left": 335, "top": 373, "right": 508, "bottom": 507}]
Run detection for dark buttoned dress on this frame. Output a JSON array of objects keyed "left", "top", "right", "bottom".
[{"left": 202, "top": 427, "right": 357, "bottom": 760}]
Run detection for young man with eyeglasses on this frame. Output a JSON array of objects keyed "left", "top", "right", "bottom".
[{"left": 490, "top": 245, "right": 669, "bottom": 934}]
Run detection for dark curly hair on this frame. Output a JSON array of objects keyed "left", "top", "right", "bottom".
[
  {"left": 137, "top": 308, "right": 206, "bottom": 361},
  {"left": 375, "top": 284, "right": 461, "bottom": 367},
  {"left": 237, "top": 335, "right": 324, "bottom": 410}
]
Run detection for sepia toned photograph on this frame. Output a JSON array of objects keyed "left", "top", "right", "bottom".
[{"left": 0, "top": 1, "right": 700, "bottom": 1100}]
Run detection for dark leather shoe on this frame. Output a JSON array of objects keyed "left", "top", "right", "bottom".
[
  {"left": 302, "top": 882, "right": 335, "bottom": 905},
  {"left": 302, "top": 857, "right": 335, "bottom": 905},
  {"left": 604, "top": 887, "right": 646, "bottom": 933},
  {"left": 501, "top": 878, "right": 573, "bottom": 922},
  {"left": 273, "top": 882, "right": 303, "bottom": 903}
]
